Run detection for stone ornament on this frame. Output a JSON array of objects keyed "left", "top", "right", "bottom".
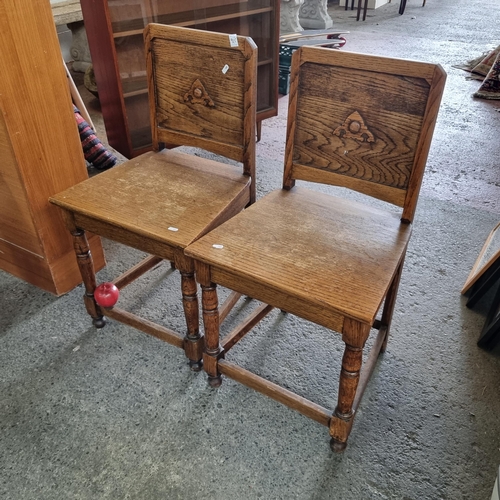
[
  {"left": 299, "top": 0, "right": 333, "bottom": 29},
  {"left": 280, "top": 0, "right": 305, "bottom": 33}
]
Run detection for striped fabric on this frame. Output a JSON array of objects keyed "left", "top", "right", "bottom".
[{"left": 73, "top": 105, "right": 117, "bottom": 170}]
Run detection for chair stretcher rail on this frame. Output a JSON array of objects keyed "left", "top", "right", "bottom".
[{"left": 105, "top": 306, "right": 184, "bottom": 348}]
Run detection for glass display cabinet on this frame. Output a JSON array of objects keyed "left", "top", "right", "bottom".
[{"left": 81, "top": 0, "right": 280, "bottom": 158}]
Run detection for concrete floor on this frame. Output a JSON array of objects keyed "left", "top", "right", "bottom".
[{"left": 2, "top": 0, "right": 500, "bottom": 498}]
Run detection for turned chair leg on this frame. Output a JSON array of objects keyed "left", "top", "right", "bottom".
[
  {"left": 201, "top": 283, "right": 223, "bottom": 387},
  {"left": 177, "top": 256, "right": 204, "bottom": 371},
  {"left": 330, "top": 343, "right": 363, "bottom": 451},
  {"left": 71, "top": 228, "right": 105, "bottom": 328},
  {"left": 330, "top": 319, "right": 370, "bottom": 452},
  {"left": 380, "top": 260, "right": 404, "bottom": 352}
]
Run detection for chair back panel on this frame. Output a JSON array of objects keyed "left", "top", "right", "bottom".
[
  {"left": 284, "top": 47, "right": 446, "bottom": 221},
  {"left": 144, "top": 24, "right": 257, "bottom": 164}
]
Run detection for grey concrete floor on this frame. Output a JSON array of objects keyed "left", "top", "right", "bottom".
[{"left": 2, "top": 0, "right": 500, "bottom": 498}]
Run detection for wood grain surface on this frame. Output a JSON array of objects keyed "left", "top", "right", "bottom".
[
  {"left": 51, "top": 150, "right": 251, "bottom": 249},
  {"left": 186, "top": 187, "right": 411, "bottom": 327}
]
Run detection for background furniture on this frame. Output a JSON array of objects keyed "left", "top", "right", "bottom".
[
  {"left": 462, "top": 221, "right": 500, "bottom": 350},
  {"left": 81, "top": 0, "right": 279, "bottom": 158},
  {"left": 50, "top": 24, "right": 258, "bottom": 369},
  {"left": 350, "top": 0, "right": 426, "bottom": 21},
  {"left": 477, "top": 285, "right": 500, "bottom": 350},
  {"left": 390, "top": 0, "right": 426, "bottom": 16},
  {"left": 278, "top": 32, "right": 347, "bottom": 94},
  {"left": 185, "top": 46, "right": 446, "bottom": 451},
  {"left": 0, "top": 0, "right": 105, "bottom": 296},
  {"left": 462, "top": 221, "right": 500, "bottom": 308}
]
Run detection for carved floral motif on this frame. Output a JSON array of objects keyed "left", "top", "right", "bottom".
[
  {"left": 184, "top": 79, "right": 214, "bottom": 107},
  {"left": 334, "top": 111, "right": 375, "bottom": 142}
]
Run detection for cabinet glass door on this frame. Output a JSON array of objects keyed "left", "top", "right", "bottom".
[{"left": 95, "top": 0, "right": 278, "bottom": 157}]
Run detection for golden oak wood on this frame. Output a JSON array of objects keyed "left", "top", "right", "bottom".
[
  {"left": 284, "top": 48, "right": 446, "bottom": 224},
  {"left": 50, "top": 24, "right": 258, "bottom": 369},
  {"left": 0, "top": 0, "right": 104, "bottom": 295},
  {"left": 52, "top": 150, "right": 252, "bottom": 247},
  {"left": 200, "top": 283, "right": 223, "bottom": 384},
  {"left": 185, "top": 46, "right": 446, "bottom": 451},
  {"left": 190, "top": 188, "right": 411, "bottom": 327}
]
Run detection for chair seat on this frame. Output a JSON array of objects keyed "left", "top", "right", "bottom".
[
  {"left": 50, "top": 149, "right": 251, "bottom": 250},
  {"left": 185, "top": 187, "right": 412, "bottom": 329}
]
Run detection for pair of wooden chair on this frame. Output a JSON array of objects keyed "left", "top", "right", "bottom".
[{"left": 51, "top": 24, "right": 446, "bottom": 450}]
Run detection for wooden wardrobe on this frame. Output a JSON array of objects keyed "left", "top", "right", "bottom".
[{"left": 0, "top": 0, "right": 105, "bottom": 295}]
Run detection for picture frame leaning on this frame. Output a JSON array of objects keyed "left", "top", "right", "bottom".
[
  {"left": 462, "top": 221, "right": 500, "bottom": 350},
  {"left": 462, "top": 221, "right": 500, "bottom": 308},
  {"left": 477, "top": 284, "right": 500, "bottom": 350}
]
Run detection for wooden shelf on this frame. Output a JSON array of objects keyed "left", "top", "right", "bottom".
[
  {"left": 122, "top": 77, "right": 148, "bottom": 98},
  {"left": 113, "top": 7, "right": 273, "bottom": 38},
  {"left": 258, "top": 58, "right": 273, "bottom": 66}
]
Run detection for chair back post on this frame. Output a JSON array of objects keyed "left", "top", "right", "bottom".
[
  {"left": 241, "top": 41, "right": 258, "bottom": 204},
  {"left": 401, "top": 64, "right": 446, "bottom": 223},
  {"left": 144, "top": 24, "right": 258, "bottom": 202},
  {"left": 283, "top": 48, "right": 301, "bottom": 192},
  {"left": 144, "top": 25, "right": 158, "bottom": 152},
  {"left": 283, "top": 46, "right": 446, "bottom": 222}
]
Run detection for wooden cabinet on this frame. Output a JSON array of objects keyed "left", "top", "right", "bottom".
[
  {"left": 0, "top": 0, "right": 105, "bottom": 296},
  {"left": 81, "top": 0, "right": 280, "bottom": 158}
]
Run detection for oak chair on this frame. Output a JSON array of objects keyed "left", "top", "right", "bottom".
[
  {"left": 185, "top": 46, "right": 446, "bottom": 450},
  {"left": 50, "top": 24, "right": 257, "bottom": 370}
]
